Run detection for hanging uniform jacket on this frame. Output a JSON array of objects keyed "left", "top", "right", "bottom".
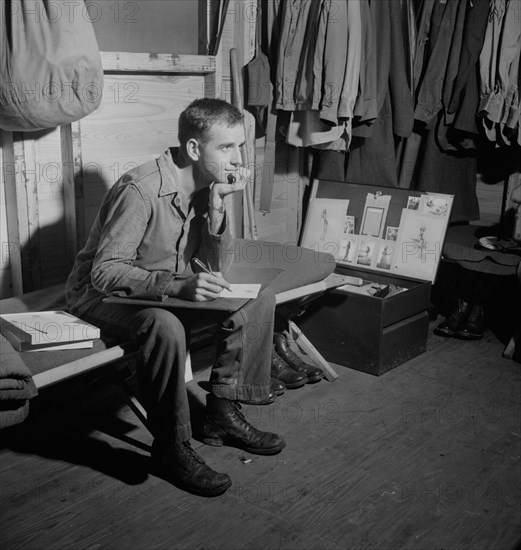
[
  {"left": 415, "top": 0, "right": 461, "bottom": 124},
  {"left": 441, "top": 0, "right": 468, "bottom": 125},
  {"left": 275, "top": 0, "right": 324, "bottom": 111},
  {"left": 478, "top": 0, "right": 509, "bottom": 124},
  {"left": 353, "top": 0, "right": 378, "bottom": 126},
  {"left": 388, "top": 0, "right": 415, "bottom": 138},
  {"left": 317, "top": 0, "right": 362, "bottom": 125},
  {"left": 479, "top": 0, "right": 521, "bottom": 142},
  {"left": 448, "top": 0, "right": 490, "bottom": 117},
  {"left": 284, "top": 0, "right": 362, "bottom": 151}
]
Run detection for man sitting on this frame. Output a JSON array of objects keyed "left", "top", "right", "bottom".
[{"left": 65, "top": 98, "right": 285, "bottom": 497}]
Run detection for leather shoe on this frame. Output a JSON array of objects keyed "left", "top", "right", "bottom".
[
  {"left": 237, "top": 379, "right": 286, "bottom": 405},
  {"left": 433, "top": 299, "right": 470, "bottom": 337},
  {"left": 151, "top": 439, "right": 231, "bottom": 497},
  {"left": 238, "top": 390, "right": 276, "bottom": 406},
  {"left": 456, "top": 304, "right": 486, "bottom": 340},
  {"left": 270, "top": 377, "right": 286, "bottom": 395},
  {"left": 203, "top": 394, "right": 286, "bottom": 455},
  {"left": 274, "top": 332, "right": 324, "bottom": 383},
  {"left": 271, "top": 348, "right": 308, "bottom": 388}
]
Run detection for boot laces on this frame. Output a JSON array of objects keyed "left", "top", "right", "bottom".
[
  {"left": 231, "top": 402, "right": 253, "bottom": 432},
  {"left": 178, "top": 441, "right": 205, "bottom": 465},
  {"left": 284, "top": 345, "right": 304, "bottom": 365},
  {"left": 272, "top": 350, "right": 287, "bottom": 368}
]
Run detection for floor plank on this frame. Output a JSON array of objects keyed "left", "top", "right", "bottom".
[{"left": 1, "top": 322, "right": 520, "bottom": 550}]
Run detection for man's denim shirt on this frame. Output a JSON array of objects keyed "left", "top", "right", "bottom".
[{"left": 65, "top": 148, "right": 232, "bottom": 316}]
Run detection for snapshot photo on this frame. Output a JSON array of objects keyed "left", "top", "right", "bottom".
[
  {"left": 386, "top": 226, "right": 399, "bottom": 241},
  {"left": 375, "top": 243, "right": 395, "bottom": 271},
  {"left": 343, "top": 215, "right": 356, "bottom": 235},
  {"left": 337, "top": 236, "right": 359, "bottom": 264},
  {"left": 356, "top": 238, "right": 376, "bottom": 267},
  {"left": 419, "top": 193, "right": 452, "bottom": 217},
  {"left": 407, "top": 196, "right": 420, "bottom": 210}
]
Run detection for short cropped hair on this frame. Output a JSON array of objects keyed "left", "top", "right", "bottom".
[{"left": 178, "top": 98, "right": 244, "bottom": 149}]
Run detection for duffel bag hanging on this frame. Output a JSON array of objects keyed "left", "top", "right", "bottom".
[{"left": 0, "top": 0, "right": 103, "bottom": 131}]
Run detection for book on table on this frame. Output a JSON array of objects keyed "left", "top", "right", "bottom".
[{"left": 0, "top": 310, "right": 100, "bottom": 346}]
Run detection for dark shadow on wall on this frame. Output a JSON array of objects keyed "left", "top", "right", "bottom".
[{"left": 8, "top": 165, "right": 111, "bottom": 296}]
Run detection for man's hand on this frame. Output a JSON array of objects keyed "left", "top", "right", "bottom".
[
  {"left": 207, "top": 166, "right": 250, "bottom": 234},
  {"left": 174, "top": 272, "right": 231, "bottom": 301},
  {"left": 209, "top": 165, "right": 251, "bottom": 203}
]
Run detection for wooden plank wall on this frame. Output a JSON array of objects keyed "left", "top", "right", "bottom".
[
  {"left": 79, "top": 72, "right": 209, "bottom": 239},
  {"left": 0, "top": 1, "right": 261, "bottom": 300},
  {"left": 0, "top": 64, "right": 215, "bottom": 300}
]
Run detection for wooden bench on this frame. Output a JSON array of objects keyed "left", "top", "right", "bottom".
[{"left": 0, "top": 273, "right": 352, "bottom": 431}]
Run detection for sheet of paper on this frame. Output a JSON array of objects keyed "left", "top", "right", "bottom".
[{"left": 220, "top": 284, "right": 261, "bottom": 299}]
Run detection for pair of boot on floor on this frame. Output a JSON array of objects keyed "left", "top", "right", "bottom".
[
  {"left": 434, "top": 299, "right": 486, "bottom": 340},
  {"left": 267, "top": 332, "right": 324, "bottom": 404},
  {"left": 150, "top": 333, "right": 324, "bottom": 497},
  {"left": 239, "top": 332, "right": 324, "bottom": 406},
  {"left": 151, "top": 394, "right": 285, "bottom": 498}
]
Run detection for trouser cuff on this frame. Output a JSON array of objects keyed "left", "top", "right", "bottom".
[{"left": 210, "top": 383, "right": 270, "bottom": 402}]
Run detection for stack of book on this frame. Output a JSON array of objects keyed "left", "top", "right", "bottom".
[{"left": 0, "top": 311, "right": 100, "bottom": 352}]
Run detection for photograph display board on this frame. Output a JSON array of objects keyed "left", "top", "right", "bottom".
[{"left": 300, "top": 180, "right": 454, "bottom": 282}]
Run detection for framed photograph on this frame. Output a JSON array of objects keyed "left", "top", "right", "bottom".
[
  {"left": 360, "top": 193, "right": 391, "bottom": 238},
  {"left": 337, "top": 236, "right": 359, "bottom": 264},
  {"left": 300, "top": 198, "right": 350, "bottom": 258},
  {"left": 361, "top": 207, "right": 384, "bottom": 237},
  {"left": 393, "top": 209, "right": 447, "bottom": 280},
  {"left": 375, "top": 241, "right": 395, "bottom": 271},
  {"left": 386, "top": 226, "right": 399, "bottom": 241},
  {"left": 356, "top": 238, "right": 376, "bottom": 267},
  {"left": 419, "top": 193, "right": 452, "bottom": 217}
]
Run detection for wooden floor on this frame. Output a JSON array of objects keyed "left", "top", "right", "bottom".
[{"left": 1, "top": 322, "right": 520, "bottom": 550}]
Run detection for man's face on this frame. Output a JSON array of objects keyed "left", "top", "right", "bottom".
[{"left": 196, "top": 123, "right": 246, "bottom": 184}]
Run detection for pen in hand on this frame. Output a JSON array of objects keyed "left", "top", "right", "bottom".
[
  {"left": 192, "top": 257, "right": 214, "bottom": 276},
  {"left": 192, "top": 258, "right": 231, "bottom": 291}
]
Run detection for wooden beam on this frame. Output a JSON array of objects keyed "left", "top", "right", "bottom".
[
  {"left": 21, "top": 135, "right": 42, "bottom": 291},
  {"left": 100, "top": 52, "right": 216, "bottom": 74},
  {"left": 60, "top": 124, "right": 78, "bottom": 269},
  {"left": 11, "top": 135, "right": 37, "bottom": 293},
  {"left": 0, "top": 130, "right": 23, "bottom": 296},
  {"left": 60, "top": 122, "right": 86, "bottom": 266},
  {"left": 286, "top": 146, "right": 304, "bottom": 244}
]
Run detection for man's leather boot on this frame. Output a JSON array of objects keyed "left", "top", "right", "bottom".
[
  {"left": 151, "top": 439, "right": 231, "bottom": 497},
  {"left": 456, "top": 304, "right": 486, "bottom": 340},
  {"left": 274, "top": 332, "right": 324, "bottom": 383},
  {"left": 271, "top": 348, "right": 308, "bottom": 388},
  {"left": 203, "top": 394, "right": 286, "bottom": 455},
  {"left": 270, "top": 377, "right": 286, "bottom": 395},
  {"left": 433, "top": 298, "right": 470, "bottom": 337},
  {"left": 238, "top": 389, "right": 276, "bottom": 406}
]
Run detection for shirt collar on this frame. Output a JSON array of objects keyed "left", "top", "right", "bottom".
[{"left": 157, "top": 147, "right": 182, "bottom": 197}]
